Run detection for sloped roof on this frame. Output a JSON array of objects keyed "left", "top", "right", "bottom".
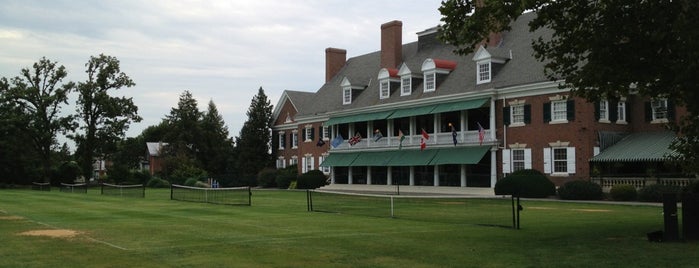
[
  {"left": 590, "top": 132, "right": 678, "bottom": 162},
  {"left": 146, "top": 142, "right": 168, "bottom": 156}
]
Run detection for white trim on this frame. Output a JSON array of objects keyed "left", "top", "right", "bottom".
[
  {"left": 502, "top": 149, "right": 511, "bottom": 174},
  {"left": 476, "top": 61, "right": 491, "bottom": 84}
]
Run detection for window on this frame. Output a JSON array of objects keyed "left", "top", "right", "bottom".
[
  {"left": 292, "top": 131, "right": 298, "bottom": 148},
  {"left": 502, "top": 148, "right": 531, "bottom": 174},
  {"left": 380, "top": 80, "right": 390, "bottom": 99},
  {"left": 543, "top": 146, "right": 576, "bottom": 175},
  {"left": 319, "top": 155, "right": 330, "bottom": 174},
  {"left": 276, "top": 158, "right": 285, "bottom": 169},
  {"left": 651, "top": 99, "right": 668, "bottom": 121},
  {"left": 342, "top": 87, "right": 351, "bottom": 105},
  {"left": 401, "top": 76, "right": 411, "bottom": 96},
  {"left": 599, "top": 100, "right": 609, "bottom": 122},
  {"left": 278, "top": 132, "right": 285, "bottom": 149},
  {"left": 304, "top": 127, "right": 313, "bottom": 142},
  {"left": 322, "top": 126, "right": 329, "bottom": 141},
  {"left": 302, "top": 155, "right": 314, "bottom": 173},
  {"left": 477, "top": 62, "right": 491, "bottom": 84},
  {"left": 290, "top": 156, "right": 298, "bottom": 166},
  {"left": 424, "top": 72, "right": 436, "bottom": 92},
  {"left": 617, "top": 101, "right": 626, "bottom": 123},
  {"left": 511, "top": 105, "right": 525, "bottom": 125},
  {"left": 552, "top": 100, "right": 567, "bottom": 121}
]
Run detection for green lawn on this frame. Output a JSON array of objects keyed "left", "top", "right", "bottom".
[{"left": 0, "top": 188, "right": 696, "bottom": 267}]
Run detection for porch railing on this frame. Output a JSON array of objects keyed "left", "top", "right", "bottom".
[
  {"left": 331, "top": 129, "right": 493, "bottom": 151},
  {"left": 591, "top": 177, "right": 694, "bottom": 192}
]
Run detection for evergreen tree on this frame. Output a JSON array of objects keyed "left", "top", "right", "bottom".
[
  {"left": 235, "top": 87, "right": 273, "bottom": 186},
  {"left": 200, "top": 100, "right": 234, "bottom": 178},
  {"left": 161, "top": 90, "right": 204, "bottom": 182}
]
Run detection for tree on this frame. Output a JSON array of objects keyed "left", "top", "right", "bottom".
[
  {"left": 234, "top": 87, "right": 273, "bottom": 186},
  {"left": 438, "top": 0, "right": 699, "bottom": 174},
  {"left": 73, "top": 54, "right": 141, "bottom": 180},
  {"left": 0, "top": 78, "right": 40, "bottom": 184},
  {"left": 200, "top": 100, "right": 234, "bottom": 178},
  {"left": 161, "top": 90, "right": 204, "bottom": 181},
  {"left": 1, "top": 58, "right": 76, "bottom": 181}
]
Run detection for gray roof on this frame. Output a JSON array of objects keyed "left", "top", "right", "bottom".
[
  {"left": 294, "top": 12, "right": 552, "bottom": 118},
  {"left": 146, "top": 142, "right": 168, "bottom": 156}
]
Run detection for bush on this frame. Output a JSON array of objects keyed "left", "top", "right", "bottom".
[
  {"left": 494, "top": 169, "right": 555, "bottom": 198},
  {"left": 296, "top": 170, "right": 328, "bottom": 189},
  {"left": 184, "top": 177, "right": 199, "bottom": 186},
  {"left": 610, "top": 184, "right": 637, "bottom": 201},
  {"left": 558, "top": 180, "right": 604, "bottom": 200},
  {"left": 146, "top": 177, "right": 170, "bottom": 188},
  {"left": 276, "top": 165, "right": 298, "bottom": 189},
  {"left": 638, "top": 184, "right": 680, "bottom": 202},
  {"left": 683, "top": 180, "right": 699, "bottom": 196},
  {"left": 257, "top": 168, "right": 278, "bottom": 188}
]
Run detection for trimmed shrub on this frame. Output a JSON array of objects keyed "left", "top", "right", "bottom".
[
  {"left": 638, "top": 184, "right": 680, "bottom": 202},
  {"left": 558, "top": 180, "right": 604, "bottom": 200},
  {"left": 184, "top": 177, "right": 199, "bottom": 186},
  {"left": 610, "top": 184, "right": 637, "bottom": 201},
  {"left": 297, "top": 170, "right": 328, "bottom": 189},
  {"left": 147, "top": 177, "right": 170, "bottom": 188},
  {"left": 257, "top": 168, "right": 278, "bottom": 188},
  {"left": 494, "top": 169, "right": 556, "bottom": 198},
  {"left": 275, "top": 164, "right": 298, "bottom": 189}
]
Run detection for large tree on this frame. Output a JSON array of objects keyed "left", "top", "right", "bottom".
[
  {"left": 0, "top": 78, "right": 40, "bottom": 184},
  {"left": 200, "top": 100, "right": 234, "bottom": 178},
  {"left": 235, "top": 87, "right": 273, "bottom": 186},
  {"left": 1, "top": 58, "right": 76, "bottom": 181},
  {"left": 161, "top": 90, "right": 205, "bottom": 182},
  {"left": 438, "top": 0, "right": 699, "bottom": 174},
  {"left": 73, "top": 54, "right": 141, "bottom": 180}
]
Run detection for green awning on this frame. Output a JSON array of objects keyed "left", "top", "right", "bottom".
[
  {"left": 386, "top": 149, "right": 438, "bottom": 166},
  {"left": 387, "top": 105, "right": 437, "bottom": 119},
  {"left": 324, "top": 110, "right": 395, "bottom": 126},
  {"left": 430, "top": 98, "right": 489, "bottom": 114},
  {"left": 350, "top": 151, "right": 396, "bottom": 166},
  {"left": 429, "top": 146, "right": 490, "bottom": 165},
  {"left": 319, "top": 153, "right": 360, "bottom": 167},
  {"left": 590, "top": 131, "right": 678, "bottom": 162}
]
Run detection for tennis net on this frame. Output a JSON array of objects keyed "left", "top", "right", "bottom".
[
  {"left": 31, "top": 182, "right": 51, "bottom": 191},
  {"left": 171, "top": 184, "right": 251, "bottom": 206},
  {"left": 60, "top": 183, "right": 87, "bottom": 194},
  {"left": 101, "top": 183, "right": 145, "bottom": 198},
  {"left": 307, "top": 190, "right": 514, "bottom": 227}
]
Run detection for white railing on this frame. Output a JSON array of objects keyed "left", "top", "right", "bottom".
[
  {"left": 331, "top": 129, "right": 493, "bottom": 150},
  {"left": 591, "top": 177, "right": 694, "bottom": 192}
]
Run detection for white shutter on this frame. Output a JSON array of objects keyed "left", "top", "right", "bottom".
[
  {"left": 502, "top": 149, "right": 511, "bottom": 174},
  {"left": 593, "top": 146, "right": 600, "bottom": 156},
  {"left": 543, "top": 148, "right": 552, "bottom": 174},
  {"left": 310, "top": 156, "right": 315, "bottom": 171},
  {"left": 301, "top": 157, "right": 307, "bottom": 173},
  {"left": 524, "top": 148, "right": 532, "bottom": 169},
  {"left": 567, "top": 147, "right": 576, "bottom": 174}
]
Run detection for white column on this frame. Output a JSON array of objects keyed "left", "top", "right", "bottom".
[
  {"left": 331, "top": 167, "right": 336, "bottom": 184},
  {"left": 387, "top": 167, "right": 393, "bottom": 185},
  {"left": 348, "top": 167, "right": 353, "bottom": 185},
  {"left": 460, "top": 164, "right": 466, "bottom": 187},
  {"left": 433, "top": 165, "right": 439, "bottom": 186},
  {"left": 367, "top": 121, "right": 373, "bottom": 148},
  {"left": 387, "top": 119, "right": 393, "bottom": 146},
  {"left": 490, "top": 98, "right": 496, "bottom": 143},
  {"left": 409, "top": 166, "right": 415, "bottom": 186},
  {"left": 366, "top": 166, "right": 372, "bottom": 185},
  {"left": 433, "top": 113, "right": 439, "bottom": 145},
  {"left": 490, "top": 147, "right": 497, "bottom": 188},
  {"left": 409, "top": 117, "right": 415, "bottom": 145},
  {"left": 461, "top": 110, "right": 467, "bottom": 143}
]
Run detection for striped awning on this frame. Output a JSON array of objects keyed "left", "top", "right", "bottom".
[{"left": 590, "top": 131, "right": 678, "bottom": 162}]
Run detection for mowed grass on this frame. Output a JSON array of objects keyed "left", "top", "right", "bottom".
[{"left": 0, "top": 188, "right": 697, "bottom": 267}]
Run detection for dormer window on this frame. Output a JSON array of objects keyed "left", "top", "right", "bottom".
[
  {"left": 343, "top": 86, "right": 352, "bottom": 104},
  {"left": 398, "top": 63, "right": 415, "bottom": 96},
  {"left": 472, "top": 46, "right": 508, "bottom": 85},
  {"left": 378, "top": 68, "right": 399, "bottom": 100},
  {"left": 340, "top": 77, "right": 365, "bottom": 105},
  {"left": 421, "top": 58, "right": 456, "bottom": 93}
]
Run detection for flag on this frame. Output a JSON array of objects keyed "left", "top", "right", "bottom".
[
  {"left": 421, "top": 128, "right": 430, "bottom": 140},
  {"left": 398, "top": 129, "right": 405, "bottom": 150},
  {"left": 420, "top": 138, "right": 426, "bottom": 150},
  {"left": 450, "top": 124, "right": 457, "bottom": 146},
  {"left": 373, "top": 129, "right": 383, "bottom": 142},
  {"left": 331, "top": 134, "right": 344, "bottom": 148},
  {"left": 316, "top": 137, "right": 326, "bottom": 147},
  {"left": 477, "top": 122, "right": 485, "bottom": 145},
  {"left": 348, "top": 132, "right": 362, "bottom": 146}
]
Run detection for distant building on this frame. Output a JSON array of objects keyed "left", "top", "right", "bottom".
[
  {"left": 145, "top": 142, "right": 168, "bottom": 176},
  {"left": 271, "top": 13, "right": 688, "bottom": 191}
]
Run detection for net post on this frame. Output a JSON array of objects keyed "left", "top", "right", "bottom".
[
  {"left": 101, "top": 183, "right": 104, "bottom": 195},
  {"left": 142, "top": 183, "right": 146, "bottom": 198},
  {"left": 307, "top": 190, "right": 310, "bottom": 212},
  {"left": 170, "top": 184, "right": 173, "bottom": 200},
  {"left": 248, "top": 186, "right": 252, "bottom": 206},
  {"left": 390, "top": 196, "right": 394, "bottom": 218}
]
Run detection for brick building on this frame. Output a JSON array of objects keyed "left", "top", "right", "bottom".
[{"left": 271, "top": 12, "right": 687, "bottom": 190}]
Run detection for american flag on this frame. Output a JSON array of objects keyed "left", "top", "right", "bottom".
[{"left": 477, "top": 122, "right": 485, "bottom": 145}]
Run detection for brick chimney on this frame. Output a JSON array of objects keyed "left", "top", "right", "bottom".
[
  {"left": 381, "top": 20, "right": 402, "bottom": 69},
  {"left": 325, "top": 47, "right": 346, "bottom": 83},
  {"left": 475, "top": 0, "right": 502, "bottom": 48}
]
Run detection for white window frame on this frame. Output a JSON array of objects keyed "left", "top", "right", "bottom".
[
  {"left": 276, "top": 157, "right": 286, "bottom": 169},
  {"left": 616, "top": 101, "right": 627, "bottom": 124},
  {"left": 543, "top": 147, "right": 576, "bottom": 176},
  {"left": 551, "top": 100, "right": 568, "bottom": 122},
  {"left": 319, "top": 155, "right": 330, "bottom": 174},
  {"left": 290, "top": 156, "right": 298, "bottom": 166},
  {"left": 651, "top": 99, "right": 668, "bottom": 122},
  {"left": 291, "top": 131, "right": 298, "bottom": 149},
  {"left": 322, "top": 126, "right": 329, "bottom": 141},
  {"left": 599, "top": 100, "right": 609, "bottom": 122},
  {"left": 502, "top": 148, "right": 531, "bottom": 174},
  {"left": 510, "top": 105, "right": 525, "bottom": 126},
  {"left": 424, "top": 71, "right": 436, "bottom": 92},
  {"left": 477, "top": 61, "right": 491, "bottom": 84},
  {"left": 278, "top": 131, "right": 285, "bottom": 150},
  {"left": 304, "top": 126, "right": 312, "bottom": 142},
  {"left": 379, "top": 79, "right": 390, "bottom": 99},
  {"left": 400, "top": 76, "right": 411, "bottom": 96},
  {"left": 301, "top": 154, "right": 314, "bottom": 173},
  {"left": 342, "top": 86, "right": 351, "bottom": 105}
]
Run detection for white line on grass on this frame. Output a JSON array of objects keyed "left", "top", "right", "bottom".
[{"left": 32, "top": 220, "right": 129, "bottom": 251}]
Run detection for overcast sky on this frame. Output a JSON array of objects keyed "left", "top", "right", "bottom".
[{"left": 0, "top": 1, "right": 445, "bottom": 145}]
